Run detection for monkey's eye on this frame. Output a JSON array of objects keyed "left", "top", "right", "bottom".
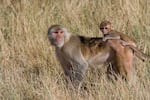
[
  {"left": 54, "top": 31, "right": 64, "bottom": 34},
  {"left": 60, "top": 31, "right": 64, "bottom": 34},
  {"left": 100, "top": 27, "right": 108, "bottom": 30},
  {"left": 54, "top": 31, "right": 58, "bottom": 34}
]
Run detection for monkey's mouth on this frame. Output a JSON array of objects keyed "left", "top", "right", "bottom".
[
  {"left": 56, "top": 38, "right": 62, "bottom": 44},
  {"left": 54, "top": 38, "right": 64, "bottom": 48}
]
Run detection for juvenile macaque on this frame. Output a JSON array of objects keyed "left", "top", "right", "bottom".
[{"left": 99, "top": 20, "right": 150, "bottom": 61}]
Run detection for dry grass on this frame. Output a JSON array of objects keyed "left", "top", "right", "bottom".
[{"left": 0, "top": 0, "right": 150, "bottom": 100}]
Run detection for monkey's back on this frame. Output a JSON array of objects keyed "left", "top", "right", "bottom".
[{"left": 79, "top": 36, "right": 111, "bottom": 58}]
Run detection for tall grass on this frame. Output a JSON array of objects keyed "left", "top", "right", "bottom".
[{"left": 0, "top": 0, "right": 150, "bottom": 99}]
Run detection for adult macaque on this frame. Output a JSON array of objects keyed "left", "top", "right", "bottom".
[
  {"left": 99, "top": 20, "right": 150, "bottom": 61},
  {"left": 47, "top": 24, "right": 116, "bottom": 87}
]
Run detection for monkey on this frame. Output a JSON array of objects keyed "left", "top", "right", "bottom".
[
  {"left": 99, "top": 20, "right": 150, "bottom": 61},
  {"left": 47, "top": 24, "right": 119, "bottom": 88},
  {"left": 99, "top": 20, "right": 136, "bottom": 47}
]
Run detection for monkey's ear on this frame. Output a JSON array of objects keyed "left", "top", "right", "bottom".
[{"left": 47, "top": 28, "right": 52, "bottom": 36}]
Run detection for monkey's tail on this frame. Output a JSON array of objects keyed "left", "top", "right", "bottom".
[{"left": 130, "top": 46, "right": 150, "bottom": 62}]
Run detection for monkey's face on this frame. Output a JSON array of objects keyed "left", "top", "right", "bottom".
[
  {"left": 100, "top": 24, "right": 111, "bottom": 35},
  {"left": 48, "top": 29, "right": 65, "bottom": 48}
]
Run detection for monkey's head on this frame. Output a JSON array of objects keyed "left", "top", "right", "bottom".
[
  {"left": 48, "top": 24, "right": 70, "bottom": 48},
  {"left": 99, "top": 20, "right": 112, "bottom": 35}
]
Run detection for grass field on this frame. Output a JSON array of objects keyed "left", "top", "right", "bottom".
[{"left": 0, "top": 0, "right": 150, "bottom": 100}]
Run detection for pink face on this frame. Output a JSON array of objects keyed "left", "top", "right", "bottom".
[
  {"left": 100, "top": 25, "right": 111, "bottom": 35},
  {"left": 52, "top": 30, "right": 65, "bottom": 47}
]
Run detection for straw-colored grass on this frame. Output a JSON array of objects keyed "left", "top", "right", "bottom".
[{"left": 0, "top": 0, "right": 150, "bottom": 100}]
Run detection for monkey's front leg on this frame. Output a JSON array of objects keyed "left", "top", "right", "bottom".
[
  {"left": 102, "top": 35, "right": 120, "bottom": 41},
  {"left": 64, "top": 63, "right": 88, "bottom": 89}
]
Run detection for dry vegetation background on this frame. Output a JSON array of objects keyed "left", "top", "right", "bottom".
[{"left": 0, "top": 0, "right": 150, "bottom": 100}]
